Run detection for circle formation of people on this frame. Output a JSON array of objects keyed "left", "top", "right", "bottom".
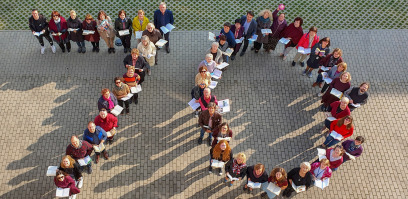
[{"left": 32, "top": 2, "right": 370, "bottom": 199}]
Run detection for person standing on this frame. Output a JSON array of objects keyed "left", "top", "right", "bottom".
[
  {"left": 83, "top": 122, "right": 109, "bottom": 164},
  {"left": 198, "top": 102, "right": 222, "bottom": 146},
  {"left": 115, "top": 9, "right": 132, "bottom": 53},
  {"left": 239, "top": 11, "right": 257, "bottom": 56},
  {"left": 82, "top": 14, "right": 100, "bottom": 52},
  {"left": 96, "top": 10, "right": 116, "bottom": 54},
  {"left": 48, "top": 11, "right": 71, "bottom": 53},
  {"left": 29, "top": 9, "right": 55, "bottom": 54},
  {"left": 154, "top": 2, "right": 174, "bottom": 53},
  {"left": 264, "top": 7, "right": 287, "bottom": 52},
  {"left": 67, "top": 10, "right": 85, "bottom": 53}
]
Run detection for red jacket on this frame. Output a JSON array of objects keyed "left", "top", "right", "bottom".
[
  {"left": 82, "top": 20, "right": 100, "bottom": 42},
  {"left": 330, "top": 101, "right": 350, "bottom": 119},
  {"left": 94, "top": 113, "right": 118, "bottom": 132},
  {"left": 330, "top": 119, "right": 354, "bottom": 139},
  {"left": 311, "top": 162, "right": 332, "bottom": 179},
  {"left": 326, "top": 148, "right": 343, "bottom": 169},
  {"left": 296, "top": 32, "right": 319, "bottom": 50},
  {"left": 48, "top": 16, "right": 68, "bottom": 42}
]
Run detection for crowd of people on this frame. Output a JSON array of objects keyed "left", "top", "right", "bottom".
[{"left": 31, "top": 2, "right": 370, "bottom": 199}]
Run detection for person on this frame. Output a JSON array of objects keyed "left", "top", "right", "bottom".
[
  {"left": 322, "top": 97, "right": 351, "bottom": 129},
  {"left": 239, "top": 11, "right": 257, "bottom": 56},
  {"left": 195, "top": 66, "right": 211, "bottom": 86},
  {"left": 323, "top": 145, "right": 344, "bottom": 171},
  {"left": 341, "top": 136, "right": 364, "bottom": 163},
  {"left": 206, "top": 42, "right": 223, "bottom": 64},
  {"left": 291, "top": 26, "right": 319, "bottom": 67},
  {"left": 137, "top": 35, "right": 156, "bottom": 75},
  {"left": 216, "top": 22, "right": 236, "bottom": 49},
  {"left": 48, "top": 11, "right": 70, "bottom": 53},
  {"left": 261, "top": 167, "right": 288, "bottom": 199},
  {"left": 243, "top": 163, "right": 268, "bottom": 194},
  {"left": 154, "top": 2, "right": 174, "bottom": 53},
  {"left": 322, "top": 116, "right": 354, "bottom": 148},
  {"left": 282, "top": 162, "right": 312, "bottom": 198},
  {"left": 123, "top": 66, "right": 140, "bottom": 105},
  {"left": 94, "top": 108, "right": 118, "bottom": 144},
  {"left": 132, "top": 9, "right": 149, "bottom": 46},
  {"left": 199, "top": 88, "right": 218, "bottom": 111},
  {"left": 310, "top": 158, "right": 332, "bottom": 182},
  {"left": 112, "top": 77, "right": 131, "bottom": 114},
  {"left": 265, "top": 7, "right": 287, "bottom": 52},
  {"left": 82, "top": 14, "right": 100, "bottom": 52},
  {"left": 198, "top": 102, "right": 222, "bottom": 145},
  {"left": 98, "top": 88, "right": 118, "bottom": 112},
  {"left": 58, "top": 155, "right": 83, "bottom": 189},
  {"left": 230, "top": 19, "right": 245, "bottom": 60},
  {"left": 253, "top": 10, "right": 272, "bottom": 53},
  {"left": 224, "top": 152, "right": 247, "bottom": 187},
  {"left": 96, "top": 10, "right": 116, "bottom": 53},
  {"left": 65, "top": 136, "right": 94, "bottom": 174},
  {"left": 29, "top": 9, "right": 55, "bottom": 54},
  {"left": 321, "top": 72, "right": 352, "bottom": 108},
  {"left": 303, "top": 37, "right": 331, "bottom": 78},
  {"left": 123, "top": 48, "right": 150, "bottom": 84},
  {"left": 209, "top": 140, "right": 233, "bottom": 176},
  {"left": 191, "top": 80, "right": 208, "bottom": 117},
  {"left": 279, "top": 17, "right": 303, "bottom": 60},
  {"left": 198, "top": 54, "right": 217, "bottom": 73},
  {"left": 314, "top": 58, "right": 346, "bottom": 89},
  {"left": 217, "top": 35, "right": 229, "bottom": 62},
  {"left": 142, "top": 23, "right": 162, "bottom": 65},
  {"left": 211, "top": 122, "right": 233, "bottom": 148},
  {"left": 115, "top": 9, "right": 132, "bottom": 53},
  {"left": 317, "top": 48, "right": 344, "bottom": 71},
  {"left": 83, "top": 121, "right": 108, "bottom": 163},
  {"left": 344, "top": 82, "right": 370, "bottom": 111},
  {"left": 54, "top": 171, "right": 80, "bottom": 199},
  {"left": 67, "top": 10, "right": 85, "bottom": 53}
]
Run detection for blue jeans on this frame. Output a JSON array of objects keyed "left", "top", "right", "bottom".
[
  {"left": 200, "top": 128, "right": 212, "bottom": 140},
  {"left": 323, "top": 135, "right": 340, "bottom": 147},
  {"left": 316, "top": 73, "right": 323, "bottom": 83},
  {"left": 261, "top": 182, "right": 279, "bottom": 199},
  {"left": 76, "top": 41, "right": 85, "bottom": 47},
  {"left": 324, "top": 119, "right": 332, "bottom": 129}
]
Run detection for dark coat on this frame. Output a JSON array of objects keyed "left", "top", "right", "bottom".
[
  {"left": 142, "top": 29, "right": 162, "bottom": 44},
  {"left": 97, "top": 93, "right": 118, "bottom": 112},
  {"left": 48, "top": 16, "right": 68, "bottom": 42},
  {"left": 255, "top": 16, "right": 271, "bottom": 43},
  {"left": 307, "top": 43, "right": 330, "bottom": 69},
  {"left": 67, "top": 17, "right": 84, "bottom": 42},
  {"left": 240, "top": 16, "right": 257, "bottom": 39},
  {"left": 153, "top": 9, "right": 174, "bottom": 28},
  {"left": 114, "top": 17, "right": 132, "bottom": 37},
  {"left": 198, "top": 109, "right": 222, "bottom": 130},
  {"left": 82, "top": 20, "right": 100, "bottom": 42},
  {"left": 28, "top": 14, "right": 49, "bottom": 33},
  {"left": 269, "top": 9, "right": 287, "bottom": 39}
]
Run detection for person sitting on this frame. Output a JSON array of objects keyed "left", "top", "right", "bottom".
[
  {"left": 261, "top": 167, "right": 288, "bottom": 199},
  {"left": 198, "top": 102, "right": 222, "bottom": 146},
  {"left": 206, "top": 42, "right": 223, "bottom": 64},
  {"left": 302, "top": 37, "right": 330, "bottom": 78},
  {"left": 58, "top": 155, "right": 83, "bottom": 189},
  {"left": 341, "top": 136, "right": 364, "bottom": 163},
  {"left": 195, "top": 66, "right": 211, "bottom": 86},
  {"left": 291, "top": 26, "right": 319, "bottom": 67},
  {"left": 243, "top": 163, "right": 268, "bottom": 194},
  {"left": 217, "top": 35, "right": 229, "bottom": 62},
  {"left": 323, "top": 145, "right": 344, "bottom": 171},
  {"left": 209, "top": 140, "right": 233, "bottom": 176},
  {"left": 310, "top": 158, "right": 332, "bottom": 183},
  {"left": 94, "top": 108, "right": 118, "bottom": 144},
  {"left": 191, "top": 80, "right": 208, "bottom": 117},
  {"left": 314, "top": 61, "right": 347, "bottom": 90},
  {"left": 224, "top": 152, "right": 247, "bottom": 187},
  {"left": 211, "top": 122, "right": 233, "bottom": 148},
  {"left": 123, "top": 66, "right": 140, "bottom": 105},
  {"left": 279, "top": 17, "right": 303, "bottom": 60},
  {"left": 83, "top": 122, "right": 108, "bottom": 163},
  {"left": 344, "top": 82, "right": 369, "bottom": 112},
  {"left": 230, "top": 18, "right": 245, "bottom": 60},
  {"left": 66, "top": 136, "right": 93, "bottom": 174},
  {"left": 320, "top": 72, "right": 352, "bottom": 110},
  {"left": 112, "top": 77, "right": 131, "bottom": 114},
  {"left": 322, "top": 97, "right": 351, "bottom": 130},
  {"left": 97, "top": 88, "right": 118, "bottom": 112},
  {"left": 54, "top": 170, "right": 80, "bottom": 199},
  {"left": 198, "top": 54, "right": 217, "bottom": 73},
  {"left": 199, "top": 88, "right": 218, "bottom": 111},
  {"left": 282, "top": 162, "right": 312, "bottom": 198},
  {"left": 137, "top": 35, "right": 156, "bottom": 75},
  {"left": 322, "top": 115, "right": 354, "bottom": 148},
  {"left": 142, "top": 23, "right": 162, "bottom": 65},
  {"left": 82, "top": 13, "right": 100, "bottom": 52},
  {"left": 123, "top": 48, "right": 150, "bottom": 84}
]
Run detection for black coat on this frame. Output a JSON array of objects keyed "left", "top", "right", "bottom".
[
  {"left": 28, "top": 14, "right": 49, "bottom": 33},
  {"left": 67, "top": 17, "right": 84, "bottom": 42},
  {"left": 114, "top": 17, "right": 132, "bottom": 37}
]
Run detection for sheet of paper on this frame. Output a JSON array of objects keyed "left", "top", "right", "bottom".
[
  {"left": 330, "top": 88, "right": 343, "bottom": 99},
  {"left": 82, "top": 30, "right": 95, "bottom": 35},
  {"left": 222, "top": 48, "right": 234, "bottom": 57},
  {"left": 326, "top": 116, "right": 336, "bottom": 121},
  {"left": 51, "top": 32, "right": 62, "bottom": 36},
  {"left": 227, "top": 173, "right": 240, "bottom": 181},
  {"left": 56, "top": 188, "right": 70, "bottom": 197},
  {"left": 211, "top": 69, "right": 222, "bottom": 79},
  {"left": 330, "top": 131, "right": 344, "bottom": 141},
  {"left": 118, "top": 29, "right": 130, "bottom": 36},
  {"left": 323, "top": 77, "right": 333, "bottom": 84},
  {"left": 314, "top": 178, "right": 330, "bottom": 190},
  {"left": 120, "top": 93, "right": 134, "bottom": 101},
  {"left": 217, "top": 137, "right": 231, "bottom": 141},
  {"left": 68, "top": 28, "right": 79, "bottom": 32},
  {"left": 235, "top": 37, "right": 244, "bottom": 43},
  {"left": 320, "top": 66, "right": 330, "bottom": 71},
  {"left": 261, "top": 29, "right": 272, "bottom": 34},
  {"left": 292, "top": 182, "right": 306, "bottom": 193},
  {"left": 217, "top": 99, "right": 230, "bottom": 114},
  {"left": 77, "top": 155, "right": 92, "bottom": 166},
  {"left": 188, "top": 98, "right": 200, "bottom": 110},
  {"left": 155, "top": 39, "right": 168, "bottom": 47},
  {"left": 208, "top": 32, "right": 215, "bottom": 41},
  {"left": 211, "top": 160, "right": 225, "bottom": 168},
  {"left": 165, "top": 23, "right": 175, "bottom": 31},
  {"left": 46, "top": 166, "right": 58, "bottom": 176},
  {"left": 130, "top": 85, "right": 142, "bottom": 94},
  {"left": 345, "top": 152, "right": 356, "bottom": 160},
  {"left": 279, "top": 37, "right": 290, "bottom": 44},
  {"left": 160, "top": 26, "right": 170, "bottom": 34},
  {"left": 209, "top": 80, "right": 218, "bottom": 89},
  {"left": 298, "top": 47, "right": 311, "bottom": 54},
  {"left": 247, "top": 180, "right": 262, "bottom": 188},
  {"left": 317, "top": 148, "right": 327, "bottom": 161},
  {"left": 110, "top": 105, "right": 124, "bottom": 116},
  {"left": 135, "top": 31, "right": 142, "bottom": 39},
  {"left": 267, "top": 182, "right": 282, "bottom": 195},
  {"left": 350, "top": 103, "right": 360, "bottom": 107},
  {"left": 248, "top": 35, "right": 258, "bottom": 42},
  {"left": 216, "top": 62, "right": 229, "bottom": 70}
]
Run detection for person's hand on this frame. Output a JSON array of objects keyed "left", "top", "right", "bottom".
[
  {"left": 265, "top": 33, "right": 269, "bottom": 36},
  {"left": 349, "top": 99, "right": 354, "bottom": 104},
  {"left": 41, "top": 30, "right": 45, "bottom": 34},
  {"left": 277, "top": 6, "right": 281, "bottom": 11},
  {"left": 101, "top": 140, "right": 105, "bottom": 144},
  {"left": 73, "top": 30, "right": 77, "bottom": 33},
  {"left": 288, "top": 179, "right": 292, "bottom": 184},
  {"left": 287, "top": 37, "right": 291, "bottom": 40},
  {"left": 313, "top": 176, "right": 316, "bottom": 180},
  {"left": 248, "top": 178, "right": 251, "bottom": 181},
  {"left": 210, "top": 159, "right": 213, "bottom": 163},
  {"left": 139, "top": 69, "right": 143, "bottom": 72},
  {"left": 137, "top": 76, "right": 141, "bottom": 80},
  {"left": 195, "top": 100, "right": 199, "bottom": 103},
  {"left": 32, "top": 31, "right": 35, "bottom": 35},
  {"left": 206, "top": 130, "right": 211, "bottom": 133}
]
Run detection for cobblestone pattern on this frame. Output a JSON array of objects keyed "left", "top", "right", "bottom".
[{"left": 0, "top": 30, "right": 407, "bottom": 199}]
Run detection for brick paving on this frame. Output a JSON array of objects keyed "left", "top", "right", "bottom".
[{"left": 0, "top": 30, "right": 407, "bottom": 199}]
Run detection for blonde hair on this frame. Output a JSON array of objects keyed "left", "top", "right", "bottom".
[
  {"left": 300, "top": 162, "right": 311, "bottom": 171},
  {"left": 141, "top": 35, "right": 150, "bottom": 42},
  {"left": 205, "top": 54, "right": 213, "bottom": 59},
  {"left": 341, "top": 71, "right": 352, "bottom": 82},
  {"left": 138, "top": 9, "right": 145, "bottom": 15},
  {"left": 146, "top": 23, "right": 155, "bottom": 29},
  {"left": 131, "top": 48, "right": 139, "bottom": 55},
  {"left": 337, "top": 62, "right": 347, "bottom": 71},
  {"left": 258, "top": 9, "right": 272, "bottom": 19},
  {"left": 69, "top": 10, "right": 76, "bottom": 16},
  {"left": 320, "top": 158, "right": 330, "bottom": 167},
  {"left": 235, "top": 152, "right": 247, "bottom": 163}
]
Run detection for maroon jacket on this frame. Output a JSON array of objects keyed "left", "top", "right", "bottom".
[
  {"left": 329, "top": 101, "right": 350, "bottom": 119},
  {"left": 54, "top": 175, "right": 80, "bottom": 196},
  {"left": 82, "top": 20, "right": 100, "bottom": 42},
  {"left": 280, "top": 22, "right": 303, "bottom": 47},
  {"left": 48, "top": 16, "right": 68, "bottom": 42},
  {"left": 230, "top": 24, "right": 245, "bottom": 52},
  {"left": 66, "top": 140, "right": 93, "bottom": 160},
  {"left": 319, "top": 54, "right": 344, "bottom": 67}
]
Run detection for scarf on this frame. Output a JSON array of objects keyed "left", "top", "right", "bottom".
[
  {"left": 232, "top": 159, "right": 246, "bottom": 175},
  {"left": 54, "top": 18, "right": 61, "bottom": 23},
  {"left": 253, "top": 169, "right": 263, "bottom": 178},
  {"left": 103, "top": 95, "right": 115, "bottom": 109},
  {"left": 259, "top": 16, "right": 270, "bottom": 23}
]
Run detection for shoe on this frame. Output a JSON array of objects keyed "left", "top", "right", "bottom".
[
  {"left": 166, "top": 47, "right": 170, "bottom": 53},
  {"left": 250, "top": 47, "right": 254, "bottom": 51},
  {"left": 95, "top": 154, "right": 100, "bottom": 164},
  {"left": 126, "top": 108, "right": 130, "bottom": 114},
  {"left": 77, "top": 177, "right": 83, "bottom": 189},
  {"left": 124, "top": 48, "right": 127, "bottom": 53},
  {"left": 208, "top": 166, "right": 213, "bottom": 174},
  {"left": 82, "top": 46, "right": 86, "bottom": 53},
  {"left": 155, "top": 62, "right": 158, "bottom": 65},
  {"left": 69, "top": 194, "right": 77, "bottom": 199},
  {"left": 108, "top": 139, "right": 113, "bottom": 145},
  {"left": 224, "top": 177, "right": 228, "bottom": 183},
  {"left": 261, "top": 192, "right": 267, "bottom": 198},
  {"left": 291, "top": 61, "right": 296, "bottom": 66},
  {"left": 77, "top": 47, "right": 82, "bottom": 53},
  {"left": 67, "top": 48, "right": 71, "bottom": 53},
  {"left": 87, "top": 166, "right": 92, "bottom": 174},
  {"left": 319, "top": 82, "right": 323, "bottom": 88},
  {"left": 92, "top": 47, "right": 96, "bottom": 52},
  {"left": 254, "top": 50, "right": 259, "bottom": 53},
  {"left": 96, "top": 47, "right": 100, "bottom": 52},
  {"left": 243, "top": 185, "right": 248, "bottom": 191},
  {"left": 194, "top": 111, "right": 199, "bottom": 118},
  {"left": 307, "top": 72, "right": 312, "bottom": 78},
  {"left": 228, "top": 182, "right": 233, "bottom": 187},
  {"left": 302, "top": 70, "right": 307, "bottom": 76},
  {"left": 108, "top": 48, "right": 112, "bottom": 54},
  {"left": 320, "top": 126, "right": 327, "bottom": 133},
  {"left": 103, "top": 151, "right": 109, "bottom": 160},
  {"left": 41, "top": 46, "right": 46, "bottom": 54},
  {"left": 248, "top": 188, "right": 252, "bottom": 194},
  {"left": 148, "top": 69, "right": 151, "bottom": 76},
  {"left": 112, "top": 48, "right": 116, "bottom": 53},
  {"left": 51, "top": 45, "right": 56, "bottom": 53},
  {"left": 283, "top": 56, "right": 287, "bottom": 61},
  {"left": 318, "top": 92, "right": 324, "bottom": 97},
  {"left": 230, "top": 55, "right": 235, "bottom": 60},
  {"left": 239, "top": 51, "right": 245, "bottom": 56},
  {"left": 62, "top": 48, "right": 66, "bottom": 53},
  {"left": 207, "top": 138, "right": 212, "bottom": 146},
  {"left": 135, "top": 99, "right": 138, "bottom": 104},
  {"left": 198, "top": 137, "right": 203, "bottom": 144},
  {"left": 300, "top": 62, "right": 305, "bottom": 67}
]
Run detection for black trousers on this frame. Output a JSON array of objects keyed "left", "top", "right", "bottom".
[
  {"left": 57, "top": 41, "right": 71, "bottom": 50},
  {"left": 242, "top": 38, "right": 249, "bottom": 53},
  {"left": 119, "top": 35, "right": 131, "bottom": 49},
  {"left": 35, "top": 34, "right": 53, "bottom": 46},
  {"left": 253, "top": 41, "right": 263, "bottom": 50},
  {"left": 118, "top": 99, "right": 130, "bottom": 111}
]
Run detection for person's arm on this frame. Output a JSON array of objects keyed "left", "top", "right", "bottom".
[
  {"left": 311, "top": 43, "right": 319, "bottom": 56},
  {"left": 353, "top": 147, "right": 363, "bottom": 158},
  {"left": 73, "top": 162, "right": 83, "bottom": 180},
  {"left": 83, "top": 141, "right": 94, "bottom": 156},
  {"left": 60, "top": 20, "right": 67, "bottom": 33},
  {"left": 97, "top": 99, "right": 104, "bottom": 111},
  {"left": 198, "top": 98, "right": 206, "bottom": 110},
  {"left": 132, "top": 17, "right": 138, "bottom": 34},
  {"left": 342, "top": 127, "right": 354, "bottom": 139},
  {"left": 198, "top": 112, "right": 205, "bottom": 127},
  {"left": 99, "top": 127, "right": 108, "bottom": 143},
  {"left": 169, "top": 10, "right": 174, "bottom": 25},
  {"left": 305, "top": 173, "right": 313, "bottom": 189},
  {"left": 153, "top": 11, "right": 158, "bottom": 27},
  {"left": 28, "top": 17, "right": 35, "bottom": 32},
  {"left": 330, "top": 120, "right": 338, "bottom": 132},
  {"left": 150, "top": 43, "right": 157, "bottom": 56},
  {"left": 127, "top": 18, "right": 133, "bottom": 34},
  {"left": 112, "top": 114, "right": 118, "bottom": 128}
]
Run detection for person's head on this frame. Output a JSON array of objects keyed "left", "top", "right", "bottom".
[
  {"left": 207, "top": 102, "right": 216, "bottom": 115},
  {"left": 300, "top": 162, "right": 311, "bottom": 173},
  {"left": 203, "top": 87, "right": 211, "bottom": 98},
  {"left": 219, "top": 35, "right": 227, "bottom": 45},
  {"left": 199, "top": 80, "right": 208, "bottom": 89},
  {"left": 339, "top": 97, "right": 350, "bottom": 109},
  {"left": 56, "top": 170, "right": 66, "bottom": 182},
  {"left": 359, "top": 82, "right": 370, "bottom": 93},
  {"left": 85, "top": 13, "right": 93, "bottom": 23},
  {"left": 213, "top": 140, "right": 231, "bottom": 161},
  {"left": 127, "top": 66, "right": 135, "bottom": 76},
  {"left": 146, "top": 23, "right": 155, "bottom": 32},
  {"left": 246, "top": 11, "right": 254, "bottom": 21},
  {"left": 337, "top": 62, "right": 347, "bottom": 72},
  {"left": 293, "top": 17, "right": 303, "bottom": 28},
  {"left": 319, "top": 158, "right": 330, "bottom": 169},
  {"left": 340, "top": 71, "right": 351, "bottom": 82},
  {"left": 320, "top": 37, "right": 331, "bottom": 48},
  {"left": 31, "top": 9, "right": 39, "bottom": 20},
  {"left": 254, "top": 163, "right": 265, "bottom": 175},
  {"left": 258, "top": 10, "right": 272, "bottom": 19},
  {"left": 308, "top": 26, "right": 318, "bottom": 37},
  {"left": 337, "top": 115, "right": 354, "bottom": 129},
  {"left": 118, "top": 9, "right": 126, "bottom": 20},
  {"left": 70, "top": 135, "right": 80, "bottom": 148},
  {"left": 69, "top": 10, "right": 76, "bottom": 19},
  {"left": 98, "top": 10, "right": 107, "bottom": 20},
  {"left": 278, "top": 13, "right": 285, "bottom": 22},
  {"left": 131, "top": 48, "right": 140, "bottom": 59},
  {"left": 99, "top": 108, "right": 108, "bottom": 119},
  {"left": 219, "top": 122, "right": 229, "bottom": 133},
  {"left": 61, "top": 155, "right": 75, "bottom": 168},
  {"left": 87, "top": 121, "right": 96, "bottom": 133},
  {"left": 332, "top": 48, "right": 343, "bottom": 58},
  {"left": 211, "top": 42, "right": 219, "bottom": 51},
  {"left": 333, "top": 145, "right": 345, "bottom": 156},
  {"left": 141, "top": 35, "right": 150, "bottom": 46},
  {"left": 234, "top": 18, "right": 241, "bottom": 29},
  {"left": 101, "top": 88, "right": 111, "bottom": 99},
  {"left": 235, "top": 153, "right": 247, "bottom": 164},
  {"left": 199, "top": 66, "right": 208, "bottom": 75},
  {"left": 223, "top": 22, "right": 231, "bottom": 33},
  {"left": 270, "top": 167, "right": 287, "bottom": 181},
  {"left": 138, "top": 9, "right": 145, "bottom": 20},
  {"left": 205, "top": 54, "right": 214, "bottom": 63},
  {"left": 51, "top": 11, "right": 60, "bottom": 20},
  {"left": 114, "top": 77, "right": 124, "bottom": 86},
  {"left": 355, "top": 136, "right": 365, "bottom": 145},
  {"left": 159, "top": 2, "right": 167, "bottom": 13}
]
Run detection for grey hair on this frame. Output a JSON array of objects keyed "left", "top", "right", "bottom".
[
  {"left": 205, "top": 54, "right": 213, "bottom": 59},
  {"left": 300, "top": 162, "right": 311, "bottom": 171},
  {"left": 141, "top": 35, "right": 150, "bottom": 42},
  {"left": 211, "top": 42, "right": 219, "bottom": 48}
]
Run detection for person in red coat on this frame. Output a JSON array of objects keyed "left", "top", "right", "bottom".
[
  {"left": 322, "top": 116, "right": 354, "bottom": 148},
  {"left": 48, "top": 11, "right": 71, "bottom": 52},
  {"left": 322, "top": 97, "right": 351, "bottom": 130},
  {"left": 291, "top": 26, "right": 319, "bottom": 67},
  {"left": 94, "top": 108, "right": 118, "bottom": 144},
  {"left": 279, "top": 17, "right": 303, "bottom": 60},
  {"left": 54, "top": 170, "right": 80, "bottom": 198},
  {"left": 83, "top": 14, "right": 101, "bottom": 52}
]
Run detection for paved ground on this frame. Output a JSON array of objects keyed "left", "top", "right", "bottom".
[{"left": 0, "top": 30, "right": 407, "bottom": 199}]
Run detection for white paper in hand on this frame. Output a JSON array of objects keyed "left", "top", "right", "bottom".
[
  {"left": 330, "top": 131, "right": 344, "bottom": 141},
  {"left": 317, "top": 148, "right": 327, "bottom": 161},
  {"left": 188, "top": 98, "right": 200, "bottom": 110},
  {"left": 314, "top": 178, "right": 330, "bottom": 190},
  {"left": 211, "top": 160, "right": 225, "bottom": 168},
  {"left": 135, "top": 31, "right": 142, "bottom": 39},
  {"left": 279, "top": 38, "right": 290, "bottom": 44},
  {"left": 267, "top": 182, "right": 282, "bottom": 195},
  {"left": 320, "top": 66, "right": 330, "bottom": 71},
  {"left": 120, "top": 93, "right": 134, "bottom": 101},
  {"left": 208, "top": 32, "right": 216, "bottom": 41},
  {"left": 345, "top": 152, "right": 356, "bottom": 160},
  {"left": 130, "top": 85, "right": 142, "bottom": 94},
  {"left": 209, "top": 81, "right": 218, "bottom": 89},
  {"left": 118, "top": 29, "right": 130, "bottom": 36},
  {"left": 77, "top": 155, "right": 92, "bottom": 166},
  {"left": 227, "top": 173, "right": 239, "bottom": 181},
  {"left": 217, "top": 99, "right": 230, "bottom": 114},
  {"left": 216, "top": 62, "right": 229, "bottom": 70},
  {"left": 46, "top": 166, "right": 58, "bottom": 176},
  {"left": 291, "top": 182, "right": 306, "bottom": 193},
  {"left": 330, "top": 88, "right": 343, "bottom": 99},
  {"left": 110, "top": 105, "right": 124, "bottom": 116},
  {"left": 211, "top": 69, "right": 222, "bottom": 79},
  {"left": 247, "top": 180, "right": 262, "bottom": 188},
  {"left": 56, "top": 188, "right": 70, "bottom": 197},
  {"left": 155, "top": 39, "right": 168, "bottom": 47}
]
